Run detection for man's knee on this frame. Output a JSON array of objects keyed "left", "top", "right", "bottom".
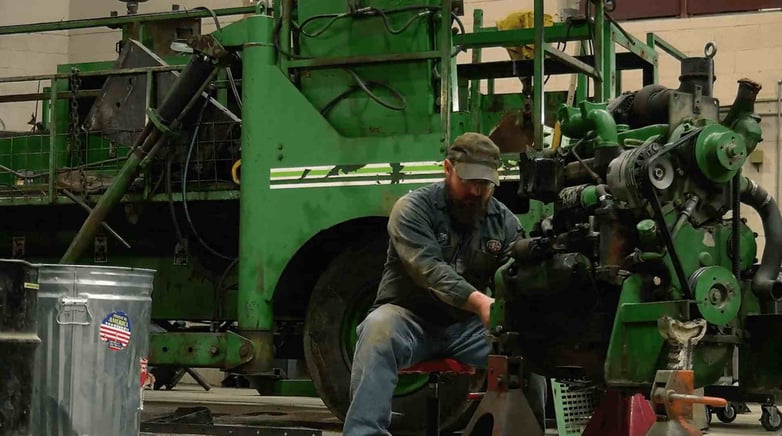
[{"left": 356, "top": 304, "right": 417, "bottom": 356}]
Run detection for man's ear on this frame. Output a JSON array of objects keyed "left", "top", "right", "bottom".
[{"left": 443, "top": 158, "right": 452, "bottom": 175}]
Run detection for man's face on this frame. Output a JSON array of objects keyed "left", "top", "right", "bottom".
[{"left": 444, "top": 159, "right": 495, "bottom": 226}]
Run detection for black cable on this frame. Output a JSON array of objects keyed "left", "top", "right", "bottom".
[
  {"left": 450, "top": 11, "right": 466, "bottom": 57},
  {"left": 343, "top": 69, "right": 407, "bottom": 111},
  {"left": 732, "top": 172, "right": 741, "bottom": 280},
  {"left": 570, "top": 139, "right": 602, "bottom": 184},
  {"left": 273, "top": 13, "right": 312, "bottom": 60},
  {"left": 296, "top": 5, "right": 439, "bottom": 38},
  {"left": 217, "top": 258, "right": 239, "bottom": 293},
  {"left": 165, "top": 154, "right": 188, "bottom": 257},
  {"left": 320, "top": 88, "right": 358, "bottom": 116},
  {"left": 297, "top": 13, "right": 346, "bottom": 38},
  {"left": 377, "top": 8, "right": 434, "bottom": 35},
  {"left": 213, "top": 256, "right": 239, "bottom": 321},
  {"left": 182, "top": 96, "right": 237, "bottom": 261},
  {"left": 193, "top": 6, "right": 221, "bottom": 30},
  {"left": 321, "top": 78, "right": 407, "bottom": 115},
  {"left": 193, "top": 6, "right": 243, "bottom": 108}
]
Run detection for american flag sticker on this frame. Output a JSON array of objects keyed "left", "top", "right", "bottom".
[{"left": 99, "top": 311, "right": 132, "bottom": 351}]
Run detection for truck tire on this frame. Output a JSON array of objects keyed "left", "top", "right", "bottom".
[{"left": 303, "top": 236, "right": 484, "bottom": 434}]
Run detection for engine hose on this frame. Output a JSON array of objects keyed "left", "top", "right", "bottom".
[
  {"left": 732, "top": 173, "right": 741, "bottom": 281},
  {"left": 741, "top": 177, "right": 782, "bottom": 303},
  {"left": 671, "top": 195, "right": 699, "bottom": 239}
]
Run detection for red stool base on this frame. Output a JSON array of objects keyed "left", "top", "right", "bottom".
[
  {"left": 399, "top": 359, "right": 476, "bottom": 436},
  {"left": 400, "top": 358, "right": 477, "bottom": 376}
]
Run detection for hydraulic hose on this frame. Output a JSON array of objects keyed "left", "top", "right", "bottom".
[{"left": 741, "top": 177, "right": 782, "bottom": 303}]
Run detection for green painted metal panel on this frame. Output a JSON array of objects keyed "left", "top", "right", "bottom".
[{"left": 149, "top": 331, "right": 254, "bottom": 369}]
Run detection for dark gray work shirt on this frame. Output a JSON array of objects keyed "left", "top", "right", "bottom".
[{"left": 372, "top": 182, "right": 523, "bottom": 326}]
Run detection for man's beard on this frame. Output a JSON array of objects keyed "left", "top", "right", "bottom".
[{"left": 446, "top": 186, "right": 490, "bottom": 227}]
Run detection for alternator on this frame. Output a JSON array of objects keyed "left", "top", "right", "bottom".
[{"left": 606, "top": 142, "right": 674, "bottom": 209}]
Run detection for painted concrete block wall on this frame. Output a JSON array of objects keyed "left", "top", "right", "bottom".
[
  {"left": 0, "top": 0, "right": 70, "bottom": 131},
  {"left": 67, "top": 0, "right": 249, "bottom": 64}
]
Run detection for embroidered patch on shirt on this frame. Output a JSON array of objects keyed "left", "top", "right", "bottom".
[{"left": 486, "top": 239, "right": 502, "bottom": 253}]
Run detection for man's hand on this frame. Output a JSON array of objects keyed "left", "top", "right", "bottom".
[{"left": 463, "top": 291, "right": 495, "bottom": 328}]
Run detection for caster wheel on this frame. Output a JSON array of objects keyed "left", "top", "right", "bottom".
[
  {"left": 716, "top": 402, "right": 737, "bottom": 423},
  {"left": 761, "top": 406, "right": 782, "bottom": 432}
]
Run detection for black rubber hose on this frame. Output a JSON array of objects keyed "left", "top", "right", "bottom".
[
  {"left": 182, "top": 97, "right": 236, "bottom": 262},
  {"left": 741, "top": 177, "right": 782, "bottom": 303},
  {"left": 732, "top": 174, "right": 741, "bottom": 281},
  {"left": 165, "top": 155, "right": 187, "bottom": 256}
]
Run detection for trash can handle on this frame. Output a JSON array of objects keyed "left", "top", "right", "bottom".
[{"left": 56, "top": 296, "right": 93, "bottom": 326}]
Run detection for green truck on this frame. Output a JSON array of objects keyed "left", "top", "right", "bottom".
[{"left": 5, "top": 0, "right": 776, "bottom": 433}]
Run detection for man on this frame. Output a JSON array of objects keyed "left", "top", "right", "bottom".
[{"left": 343, "top": 132, "right": 546, "bottom": 435}]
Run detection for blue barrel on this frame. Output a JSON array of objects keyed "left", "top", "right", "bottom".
[{"left": 0, "top": 260, "right": 40, "bottom": 435}]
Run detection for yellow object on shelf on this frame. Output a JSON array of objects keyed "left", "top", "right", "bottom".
[{"left": 496, "top": 11, "right": 554, "bottom": 61}]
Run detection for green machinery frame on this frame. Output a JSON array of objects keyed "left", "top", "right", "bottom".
[{"left": 0, "top": 1, "right": 693, "bottom": 389}]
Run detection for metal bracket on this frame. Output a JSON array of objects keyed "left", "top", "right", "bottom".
[
  {"left": 149, "top": 331, "right": 255, "bottom": 370},
  {"left": 186, "top": 34, "right": 232, "bottom": 65},
  {"left": 146, "top": 107, "right": 179, "bottom": 137}
]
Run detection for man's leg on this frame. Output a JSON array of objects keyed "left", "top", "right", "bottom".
[
  {"left": 343, "top": 304, "right": 434, "bottom": 436},
  {"left": 440, "top": 317, "right": 491, "bottom": 368},
  {"left": 442, "top": 317, "right": 548, "bottom": 430}
]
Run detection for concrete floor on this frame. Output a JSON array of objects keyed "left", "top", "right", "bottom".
[{"left": 142, "top": 384, "right": 777, "bottom": 435}]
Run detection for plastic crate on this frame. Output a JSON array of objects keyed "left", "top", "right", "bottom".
[{"left": 551, "top": 379, "right": 598, "bottom": 436}]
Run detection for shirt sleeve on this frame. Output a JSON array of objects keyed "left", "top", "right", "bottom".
[
  {"left": 387, "top": 195, "right": 477, "bottom": 309},
  {"left": 502, "top": 208, "right": 524, "bottom": 250}
]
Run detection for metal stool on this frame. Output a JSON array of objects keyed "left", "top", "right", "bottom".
[{"left": 399, "top": 358, "right": 476, "bottom": 436}]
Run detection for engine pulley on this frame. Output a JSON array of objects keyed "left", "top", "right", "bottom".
[
  {"left": 648, "top": 156, "right": 674, "bottom": 190},
  {"left": 688, "top": 266, "right": 741, "bottom": 325}
]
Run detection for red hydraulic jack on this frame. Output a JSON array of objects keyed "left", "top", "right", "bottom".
[
  {"left": 582, "top": 391, "right": 656, "bottom": 436},
  {"left": 647, "top": 369, "right": 726, "bottom": 435},
  {"left": 585, "top": 317, "right": 727, "bottom": 436}
]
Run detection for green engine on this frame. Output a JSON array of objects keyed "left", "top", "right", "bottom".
[{"left": 493, "top": 50, "right": 782, "bottom": 398}]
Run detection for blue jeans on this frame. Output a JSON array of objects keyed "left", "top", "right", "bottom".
[{"left": 343, "top": 303, "right": 547, "bottom": 436}]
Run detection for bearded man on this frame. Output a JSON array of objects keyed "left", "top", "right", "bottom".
[{"left": 342, "top": 133, "right": 547, "bottom": 435}]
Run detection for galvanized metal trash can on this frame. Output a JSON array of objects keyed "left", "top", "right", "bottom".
[
  {"left": 31, "top": 264, "right": 155, "bottom": 436},
  {"left": 0, "top": 260, "right": 40, "bottom": 435}
]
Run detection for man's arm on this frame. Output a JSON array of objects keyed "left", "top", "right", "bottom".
[
  {"left": 388, "top": 195, "right": 487, "bottom": 318},
  {"left": 463, "top": 290, "right": 494, "bottom": 327}
]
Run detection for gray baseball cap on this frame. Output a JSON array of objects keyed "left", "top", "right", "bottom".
[{"left": 447, "top": 132, "right": 501, "bottom": 185}]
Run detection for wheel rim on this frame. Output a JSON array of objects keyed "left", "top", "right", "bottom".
[
  {"left": 340, "top": 280, "right": 428, "bottom": 397},
  {"left": 724, "top": 404, "right": 735, "bottom": 419}
]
